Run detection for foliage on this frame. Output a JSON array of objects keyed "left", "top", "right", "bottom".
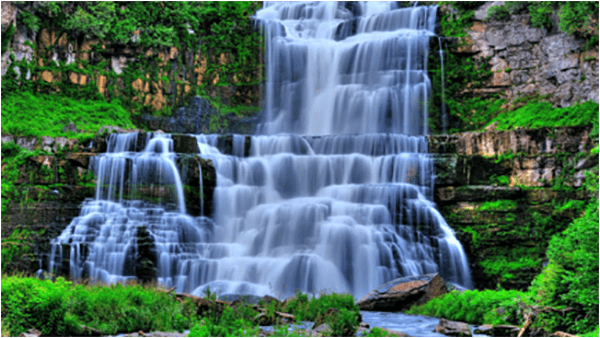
[
  {"left": 188, "top": 307, "right": 258, "bottom": 337},
  {"left": 479, "top": 200, "right": 518, "bottom": 212},
  {"left": 0, "top": 227, "right": 41, "bottom": 271},
  {"left": 489, "top": 174, "right": 510, "bottom": 187},
  {"left": 530, "top": 170, "right": 599, "bottom": 334},
  {"left": 407, "top": 289, "right": 533, "bottom": 326},
  {"left": 1, "top": 91, "right": 136, "bottom": 138},
  {"left": 485, "top": 100, "right": 599, "bottom": 137},
  {"left": 1, "top": 276, "right": 198, "bottom": 336},
  {"left": 2, "top": 22, "right": 15, "bottom": 54},
  {"left": 6, "top": 1, "right": 263, "bottom": 116},
  {"left": 361, "top": 327, "right": 401, "bottom": 337},
  {"left": 426, "top": 2, "right": 501, "bottom": 133}
]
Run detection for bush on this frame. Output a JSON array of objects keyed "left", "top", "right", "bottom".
[
  {"left": 407, "top": 289, "right": 533, "bottom": 326},
  {"left": 529, "top": 168, "right": 599, "bottom": 334},
  {"left": 188, "top": 307, "right": 258, "bottom": 337},
  {"left": 1, "top": 277, "right": 198, "bottom": 336}
]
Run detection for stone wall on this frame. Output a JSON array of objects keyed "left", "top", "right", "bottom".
[{"left": 445, "top": 1, "right": 598, "bottom": 107}]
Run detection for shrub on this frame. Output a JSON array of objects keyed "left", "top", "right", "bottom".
[
  {"left": 407, "top": 289, "right": 533, "bottom": 326},
  {"left": 1, "top": 276, "right": 198, "bottom": 336},
  {"left": 188, "top": 307, "right": 258, "bottom": 337},
  {"left": 529, "top": 168, "right": 599, "bottom": 334}
]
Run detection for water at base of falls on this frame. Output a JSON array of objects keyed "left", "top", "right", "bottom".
[{"left": 45, "top": 1, "right": 472, "bottom": 299}]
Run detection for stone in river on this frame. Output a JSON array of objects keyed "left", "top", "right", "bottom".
[
  {"left": 434, "top": 318, "right": 472, "bottom": 337},
  {"left": 357, "top": 273, "right": 448, "bottom": 311}
]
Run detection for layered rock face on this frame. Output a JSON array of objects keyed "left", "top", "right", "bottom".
[
  {"left": 446, "top": 2, "right": 598, "bottom": 107},
  {"left": 429, "top": 127, "right": 598, "bottom": 289}
]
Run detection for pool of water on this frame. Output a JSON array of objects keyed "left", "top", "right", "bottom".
[{"left": 361, "top": 311, "right": 490, "bottom": 337}]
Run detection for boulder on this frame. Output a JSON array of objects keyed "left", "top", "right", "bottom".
[
  {"left": 172, "top": 134, "right": 200, "bottom": 154},
  {"left": 473, "top": 324, "right": 493, "bottom": 335},
  {"left": 490, "top": 324, "right": 521, "bottom": 337},
  {"left": 357, "top": 273, "right": 448, "bottom": 311},
  {"left": 382, "top": 329, "right": 410, "bottom": 337},
  {"left": 434, "top": 318, "right": 472, "bottom": 337},
  {"left": 18, "top": 329, "right": 41, "bottom": 337}
]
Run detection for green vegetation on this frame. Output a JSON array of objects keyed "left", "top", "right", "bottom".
[
  {"left": 1, "top": 91, "right": 136, "bottom": 138},
  {"left": 1, "top": 278, "right": 365, "bottom": 337},
  {"left": 479, "top": 200, "right": 518, "bottom": 212},
  {"left": 1, "top": 227, "right": 44, "bottom": 271},
  {"left": 484, "top": 100, "right": 600, "bottom": 138},
  {"left": 428, "top": 3, "right": 501, "bottom": 134},
  {"left": 1, "top": 276, "right": 198, "bottom": 336},
  {"left": 1, "top": 22, "right": 15, "bottom": 54},
  {"left": 3, "top": 1, "right": 262, "bottom": 118},
  {"left": 415, "top": 163, "right": 599, "bottom": 335},
  {"left": 407, "top": 289, "right": 533, "bottom": 326},
  {"left": 530, "top": 172, "right": 599, "bottom": 333}
]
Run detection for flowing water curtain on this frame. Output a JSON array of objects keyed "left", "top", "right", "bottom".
[
  {"left": 258, "top": 2, "right": 437, "bottom": 136},
  {"left": 45, "top": 1, "right": 473, "bottom": 297}
]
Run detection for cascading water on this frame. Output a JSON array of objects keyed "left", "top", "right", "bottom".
[
  {"left": 46, "top": 1, "right": 472, "bottom": 298},
  {"left": 46, "top": 133, "right": 214, "bottom": 286}
]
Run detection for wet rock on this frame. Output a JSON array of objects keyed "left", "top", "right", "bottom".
[
  {"left": 18, "top": 328, "right": 41, "bottom": 337},
  {"left": 434, "top": 318, "right": 472, "bottom": 337},
  {"left": 358, "top": 273, "right": 447, "bottom": 311},
  {"left": 259, "top": 295, "right": 281, "bottom": 306},
  {"left": 436, "top": 186, "right": 522, "bottom": 203},
  {"left": 135, "top": 225, "right": 157, "bottom": 283},
  {"left": 490, "top": 324, "right": 521, "bottom": 337},
  {"left": 172, "top": 134, "right": 200, "bottom": 154},
  {"left": 312, "top": 323, "right": 331, "bottom": 335},
  {"left": 474, "top": 324, "right": 493, "bottom": 335},
  {"left": 176, "top": 154, "right": 216, "bottom": 217}
]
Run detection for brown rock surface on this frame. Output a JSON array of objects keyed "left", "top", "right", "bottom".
[
  {"left": 357, "top": 273, "right": 447, "bottom": 311},
  {"left": 434, "top": 318, "right": 472, "bottom": 337}
]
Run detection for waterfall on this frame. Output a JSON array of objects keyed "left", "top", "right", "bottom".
[
  {"left": 438, "top": 36, "right": 448, "bottom": 134},
  {"left": 45, "top": 1, "right": 472, "bottom": 298}
]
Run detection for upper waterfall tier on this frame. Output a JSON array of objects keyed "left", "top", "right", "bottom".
[{"left": 257, "top": 2, "right": 437, "bottom": 136}]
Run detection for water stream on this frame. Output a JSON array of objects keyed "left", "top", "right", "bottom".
[{"left": 45, "top": 1, "right": 472, "bottom": 303}]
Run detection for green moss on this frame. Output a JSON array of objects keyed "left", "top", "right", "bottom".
[
  {"left": 479, "top": 200, "right": 518, "bottom": 212},
  {"left": 1, "top": 91, "right": 136, "bottom": 138},
  {"left": 485, "top": 101, "right": 599, "bottom": 137}
]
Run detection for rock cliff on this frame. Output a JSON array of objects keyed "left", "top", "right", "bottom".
[{"left": 446, "top": 1, "right": 598, "bottom": 107}]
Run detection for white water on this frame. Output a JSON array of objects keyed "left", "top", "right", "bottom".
[{"left": 46, "top": 1, "right": 472, "bottom": 298}]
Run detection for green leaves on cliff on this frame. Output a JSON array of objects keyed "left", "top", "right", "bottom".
[
  {"left": 1, "top": 91, "right": 135, "bottom": 138},
  {"left": 531, "top": 170, "right": 599, "bottom": 334},
  {"left": 484, "top": 100, "right": 599, "bottom": 137}
]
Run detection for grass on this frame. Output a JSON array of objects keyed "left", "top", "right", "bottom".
[
  {"left": 1, "top": 276, "right": 198, "bottom": 337},
  {"left": 484, "top": 100, "right": 599, "bottom": 137},
  {"left": 407, "top": 289, "right": 533, "bottom": 326},
  {"left": 1, "top": 276, "right": 363, "bottom": 337},
  {"left": 1, "top": 91, "right": 137, "bottom": 138}
]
